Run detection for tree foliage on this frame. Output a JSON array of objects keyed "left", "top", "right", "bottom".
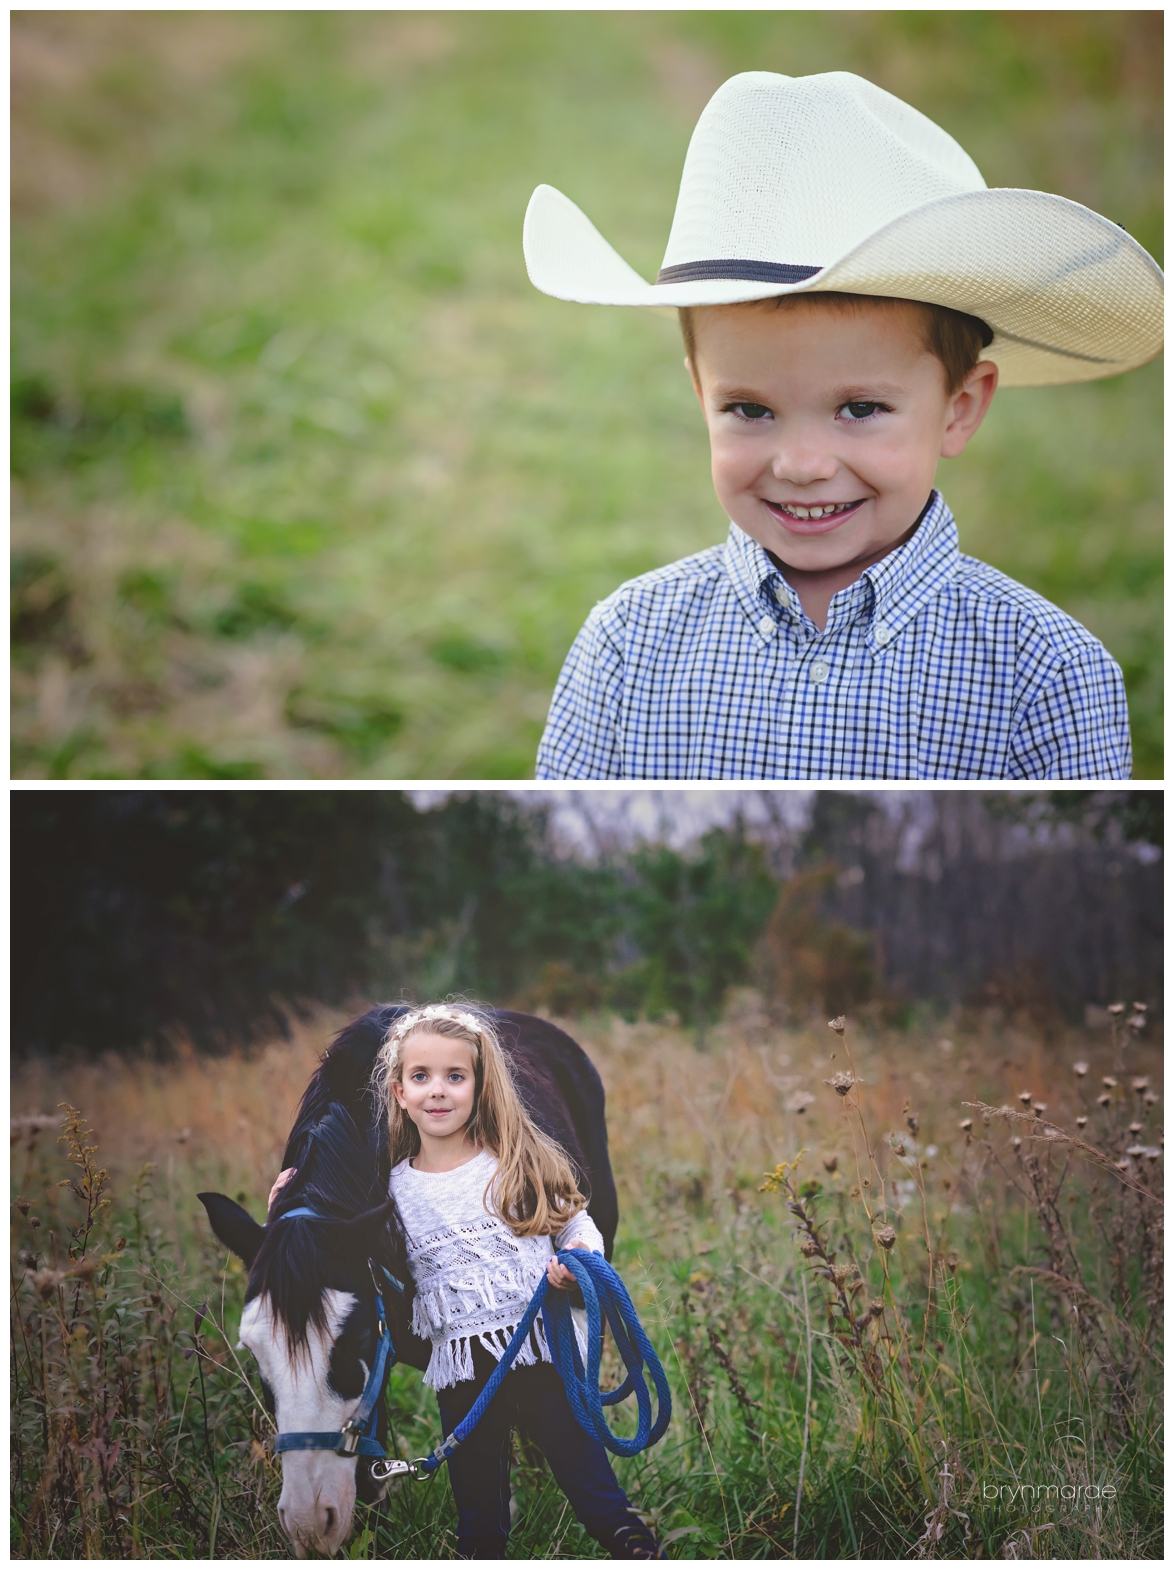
[
  {"left": 609, "top": 826, "right": 778, "bottom": 1028},
  {"left": 12, "top": 790, "right": 1161, "bottom": 1058},
  {"left": 12, "top": 793, "right": 773, "bottom": 1056}
]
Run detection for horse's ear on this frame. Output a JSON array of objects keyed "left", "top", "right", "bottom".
[{"left": 198, "top": 1192, "right": 265, "bottom": 1268}]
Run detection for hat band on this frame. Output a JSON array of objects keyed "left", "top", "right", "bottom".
[{"left": 656, "top": 259, "right": 821, "bottom": 285}]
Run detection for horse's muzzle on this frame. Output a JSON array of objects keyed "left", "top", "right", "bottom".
[{"left": 277, "top": 1453, "right": 356, "bottom": 1558}]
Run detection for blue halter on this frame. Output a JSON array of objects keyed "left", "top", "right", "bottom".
[{"left": 268, "top": 1208, "right": 401, "bottom": 1462}]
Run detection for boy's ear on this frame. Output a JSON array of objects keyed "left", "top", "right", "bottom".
[{"left": 940, "top": 360, "right": 998, "bottom": 460}]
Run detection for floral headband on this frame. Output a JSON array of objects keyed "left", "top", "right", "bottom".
[{"left": 388, "top": 1004, "right": 485, "bottom": 1043}]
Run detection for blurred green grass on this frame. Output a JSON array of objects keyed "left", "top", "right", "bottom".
[{"left": 11, "top": 11, "right": 1162, "bottom": 779}]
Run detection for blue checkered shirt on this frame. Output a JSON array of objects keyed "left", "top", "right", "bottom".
[{"left": 534, "top": 492, "right": 1130, "bottom": 780}]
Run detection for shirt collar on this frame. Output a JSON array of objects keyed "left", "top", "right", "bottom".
[{"left": 723, "top": 491, "right": 960, "bottom": 649}]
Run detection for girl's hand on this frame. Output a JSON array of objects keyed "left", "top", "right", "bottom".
[
  {"left": 269, "top": 1167, "right": 297, "bottom": 1210},
  {"left": 546, "top": 1239, "right": 591, "bottom": 1290}
]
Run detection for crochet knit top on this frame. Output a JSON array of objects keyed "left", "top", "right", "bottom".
[{"left": 389, "top": 1147, "right": 605, "bottom": 1390}]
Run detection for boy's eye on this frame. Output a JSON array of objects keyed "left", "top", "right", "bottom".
[
  {"left": 726, "top": 401, "right": 772, "bottom": 422},
  {"left": 839, "top": 400, "right": 884, "bottom": 421}
]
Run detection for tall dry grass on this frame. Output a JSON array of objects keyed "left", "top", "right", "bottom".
[{"left": 10, "top": 998, "right": 1163, "bottom": 1558}]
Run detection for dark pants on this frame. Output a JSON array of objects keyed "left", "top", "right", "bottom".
[{"left": 434, "top": 1340, "right": 662, "bottom": 1559}]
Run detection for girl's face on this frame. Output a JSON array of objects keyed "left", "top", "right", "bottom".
[{"left": 391, "top": 1032, "right": 477, "bottom": 1144}]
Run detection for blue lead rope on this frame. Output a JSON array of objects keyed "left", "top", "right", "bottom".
[
  {"left": 267, "top": 1210, "right": 670, "bottom": 1477},
  {"left": 414, "top": 1249, "right": 671, "bottom": 1475}
]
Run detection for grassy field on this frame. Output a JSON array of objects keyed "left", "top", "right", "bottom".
[
  {"left": 11, "top": 999, "right": 1162, "bottom": 1558},
  {"left": 11, "top": 11, "right": 1163, "bottom": 779}
]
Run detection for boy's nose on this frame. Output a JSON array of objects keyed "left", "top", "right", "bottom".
[{"left": 769, "top": 433, "right": 838, "bottom": 486}]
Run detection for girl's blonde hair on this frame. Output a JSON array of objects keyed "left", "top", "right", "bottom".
[{"left": 372, "top": 1005, "right": 586, "bottom": 1239}]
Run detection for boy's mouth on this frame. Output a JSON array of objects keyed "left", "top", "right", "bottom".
[{"left": 764, "top": 497, "right": 866, "bottom": 533}]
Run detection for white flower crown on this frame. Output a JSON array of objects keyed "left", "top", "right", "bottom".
[{"left": 389, "top": 1004, "right": 485, "bottom": 1043}]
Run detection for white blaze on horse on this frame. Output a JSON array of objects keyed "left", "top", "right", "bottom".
[
  {"left": 199, "top": 1006, "right": 618, "bottom": 1558},
  {"left": 243, "top": 1288, "right": 368, "bottom": 1555}
]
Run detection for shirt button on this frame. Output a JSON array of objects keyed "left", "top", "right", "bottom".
[
  {"left": 757, "top": 614, "right": 775, "bottom": 638},
  {"left": 875, "top": 621, "right": 893, "bottom": 646},
  {"left": 810, "top": 659, "right": 830, "bottom": 685}
]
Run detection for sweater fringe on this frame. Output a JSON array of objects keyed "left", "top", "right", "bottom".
[{"left": 423, "top": 1314, "right": 553, "bottom": 1391}]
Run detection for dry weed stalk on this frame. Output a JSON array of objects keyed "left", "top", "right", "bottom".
[
  {"left": 676, "top": 1278, "right": 714, "bottom": 1445},
  {"left": 1000, "top": 1523, "right": 1055, "bottom": 1559},
  {"left": 11, "top": 1105, "right": 277, "bottom": 1558},
  {"left": 760, "top": 1014, "right": 958, "bottom": 1495},
  {"left": 706, "top": 1326, "right": 764, "bottom": 1441},
  {"left": 964, "top": 1043, "right": 1162, "bottom": 1437},
  {"left": 962, "top": 1101, "right": 1161, "bottom": 1205},
  {"left": 757, "top": 1008, "right": 1160, "bottom": 1554},
  {"left": 913, "top": 1450, "right": 971, "bottom": 1558},
  {"left": 759, "top": 1153, "right": 886, "bottom": 1390}
]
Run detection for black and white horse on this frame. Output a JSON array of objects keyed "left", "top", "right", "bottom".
[{"left": 200, "top": 1005, "right": 618, "bottom": 1557}]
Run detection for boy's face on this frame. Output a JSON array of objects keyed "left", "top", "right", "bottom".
[{"left": 688, "top": 299, "right": 997, "bottom": 576}]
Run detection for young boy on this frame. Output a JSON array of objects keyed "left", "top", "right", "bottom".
[{"left": 523, "top": 72, "right": 1162, "bottom": 780}]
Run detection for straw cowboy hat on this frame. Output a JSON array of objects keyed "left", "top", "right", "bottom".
[{"left": 523, "top": 71, "right": 1163, "bottom": 387}]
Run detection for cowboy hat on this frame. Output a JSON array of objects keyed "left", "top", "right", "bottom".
[{"left": 523, "top": 71, "right": 1162, "bottom": 387}]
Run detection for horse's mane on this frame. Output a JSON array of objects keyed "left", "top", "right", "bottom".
[
  {"left": 281, "top": 1004, "right": 409, "bottom": 1171},
  {"left": 248, "top": 1100, "right": 404, "bottom": 1354}
]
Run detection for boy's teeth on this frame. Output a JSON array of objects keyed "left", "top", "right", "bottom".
[{"left": 785, "top": 502, "right": 851, "bottom": 520}]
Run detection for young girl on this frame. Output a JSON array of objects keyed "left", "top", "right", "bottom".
[{"left": 279, "top": 1003, "right": 663, "bottom": 1560}]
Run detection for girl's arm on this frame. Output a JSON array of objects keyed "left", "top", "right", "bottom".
[{"left": 555, "top": 1208, "right": 605, "bottom": 1254}]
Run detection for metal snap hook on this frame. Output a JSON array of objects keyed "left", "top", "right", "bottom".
[{"left": 369, "top": 1457, "right": 423, "bottom": 1484}]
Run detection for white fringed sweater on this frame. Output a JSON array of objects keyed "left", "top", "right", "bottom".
[{"left": 389, "top": 1148, "right": 605, "bottom": 1390}]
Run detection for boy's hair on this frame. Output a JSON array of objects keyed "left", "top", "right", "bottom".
[
  {"left": 680, "top": 292, "right": 994, "bottom": 396},
  {"left": 372, "top": 1008, "right": 586, "bottom": 1239}
]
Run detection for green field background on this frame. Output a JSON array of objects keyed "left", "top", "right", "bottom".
[{"left": 11, "top": 11, "right": 1163, "bottom": 780}]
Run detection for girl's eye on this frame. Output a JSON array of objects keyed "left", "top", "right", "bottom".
[
  {"left": 839, "top": 400, "right": 885, "bottom": 422},
  {"left": 726, "top": 401, "right": 772, "bottom": 422},
  {"left": 448, "top": 1072, "right": 465, "bottom": 1083}
]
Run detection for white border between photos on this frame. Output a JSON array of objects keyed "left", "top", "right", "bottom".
[{"left": 9, "top": 780, "right": 1166, "bottom": 794}]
